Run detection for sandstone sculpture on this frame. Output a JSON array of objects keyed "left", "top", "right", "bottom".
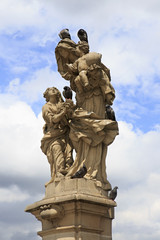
[
  {"left": 26, "top": 29, "right": 119, "bottom": 240},
  {"left": 41, "top": 87, "right": 74, "bottom": 185},
  {"left": 41, "top": 28, "right": 119, "bottom": 189}
]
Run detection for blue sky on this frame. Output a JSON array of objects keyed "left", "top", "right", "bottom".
[{"left": 0, "top": 1, "right": 160, "bottom": 240}]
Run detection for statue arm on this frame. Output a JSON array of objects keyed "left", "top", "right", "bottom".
[{"left": 52, "top": 110, "right": 66, "bottom": 123}]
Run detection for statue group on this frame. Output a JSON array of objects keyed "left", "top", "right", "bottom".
[{"left": 41, "top": 29, "right": 119, "bottom": 189}]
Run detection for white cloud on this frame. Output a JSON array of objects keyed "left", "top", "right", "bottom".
[
  {"left": 107, "top": 121, "right": 160, "bottom": 239},
  {"left": 7, "top": 78, "right": 20, "bottom": 94},
  {"left": 11, "top": 66, "right": 28, "bottom": 74},
  {"left": 108, "top": 121, "right": 160, "bottom": 184},
  {"left": 0, "top": 96, "right": 160, "bottom": 239},
  {"left": 0, "top": 0, "right": 44, "bottom": 32},
  {"left": 0, "top": 0, "right": 160, "bottom": 99},
  {"left": 0, "top": 96, "right": 48, "bottom": 177},
  {"left": 0, "top": 1, "right": 160, "bottom": 240},
  {"left": 0, "top": 221, "right": 40, "bottom": 240},
  {"left": 6, "top": 67, "right": 69, "bottom": 103},
  {"left": 0, "top": 185, "right": 29, "bottom": 202},
  {"left": 99, "top": 20, "right": 160, "bottom": 89}
]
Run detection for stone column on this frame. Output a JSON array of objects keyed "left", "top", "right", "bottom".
[{"left": 25, "top": 178, "right": 116, "bottom": 240}]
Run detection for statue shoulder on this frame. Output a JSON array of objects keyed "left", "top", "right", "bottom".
[
  {"left": 55, "top": 38, "right": 77, "bottom": 50},
  {"left": 42, "top": 102, "right": 56, "bottom": 113}
]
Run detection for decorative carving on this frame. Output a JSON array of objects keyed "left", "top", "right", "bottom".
[
  {"left": 41, "top": 29, "right": 119, "bottom": 188},
  {"left": 40, "top": 204, "right": 64, "bottom": 220},
  {"left": 25, "top": 29, "right": 118, "bottom": 240}
]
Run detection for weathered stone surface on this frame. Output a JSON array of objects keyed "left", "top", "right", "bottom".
[
  {"left": 40, "top": 87, "right": 74, "bottom": 185},
  {"left": 25, "top": 179, "right": 116, "bottom": 240},
  {"left": 25, "top": 29, "right": 118, "bottom": 240}
]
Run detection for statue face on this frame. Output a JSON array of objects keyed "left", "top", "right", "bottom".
[
  {"left": 47, "top": 88, "right": 59, "bottom": 102},
  {"left": 48, "top": 88, "right": 57, "bottom": 96}
]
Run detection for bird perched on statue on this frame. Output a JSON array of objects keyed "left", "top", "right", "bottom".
[
  {"left": 77, "top": 29, "right": 88, "bottom": 42},
  {"left": 71, "top": 165, "right": 87, "bottom": 179},
  {"left": 63, "top": 86, "right": 73, "bottom": 100},
  {"left": 105, "top": 105, "right": 116, "bottom": 121},
  {"left": 108, "top": 186, "right": 118, "bottom": 201}
]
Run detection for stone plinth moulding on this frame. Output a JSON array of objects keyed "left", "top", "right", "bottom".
[{"left": 25, "top": 178, "right": 116, "bottom": 240}]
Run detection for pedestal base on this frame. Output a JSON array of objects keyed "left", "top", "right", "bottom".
[{"left": 25, "top": 178, "right": 116, "bottom": 240}]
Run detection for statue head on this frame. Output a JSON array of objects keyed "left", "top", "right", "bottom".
[
  {"left": 77, "top": 29, "right": 88, "bottom": 42},
  {"left": 59, "top": 29, "right": 71, "bottom": 40},
  {"left": 43, "top": 87, "right": 63, "bottom": 103}
]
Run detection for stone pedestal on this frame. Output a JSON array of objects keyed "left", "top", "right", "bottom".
[{"left": 25, "top": 178, "right": 116, "bottom": 240}]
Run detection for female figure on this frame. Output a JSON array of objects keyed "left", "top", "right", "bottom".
[
  {"left": 55, "top": 29, "right": 118, "bottom": 189},
  {"left": 67, "top": 66, "right": 118, "bottom": 189},
  {"left": 41, "top": 87, "right": 73, "bottom": 184}
]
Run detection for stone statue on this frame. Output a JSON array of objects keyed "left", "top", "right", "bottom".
[
  {"left": 26, "top": 30, "right": 119, "bottom": 240},
  {"left": 41, "top": 87, "right": 74, "bottom": 185},
  {"left": 54, "top": 29, "right": 119, "bottom": 189},
  {"left": 55, "top": 28, "right": 79, "bottom": 81}
]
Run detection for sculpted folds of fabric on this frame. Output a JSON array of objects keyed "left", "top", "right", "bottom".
[{"left": 41, "top": 29, "right": 119, "bottom": 188}]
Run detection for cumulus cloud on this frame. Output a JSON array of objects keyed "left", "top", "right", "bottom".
[
  {"left": 0, "top": 0, "right": 159, "bottom": 130},
  {"left": 11, "top": 66, "right": 28, "bottom": 74},
  {"left": 107, "top": 121, "right": 160, "bottom": 239},
  {"left": 1, "top": 0, "right": 160, "bottom": 96},
  {"left": 0, "top": 218, "right": 40, "bottom": 240},
  {"left": 0, "top": 185, "right": 29, "bottom": 202},
  {"left": 4, "top": 67, "right": 71, "bottom": 117},
  {"left": 0, "top": 97, "right": 160, "bottom": 240},
  {"left": 0, "top": 96, "right": 46, "bottom": 240},
  {"left": 6, "top": 67, "right": 61, "bottom": 102},
  {"left": 0, "top": 95, "right": 47, "bottom": 177},
  {"left": 0, "top": 0, "right": 44, "bottom": 32},
  {"left": 0, "top": 1, "right": 160, "bottom": 240},
  {"left": 108, "top": 121, "right": 160, "bottom": 185}
]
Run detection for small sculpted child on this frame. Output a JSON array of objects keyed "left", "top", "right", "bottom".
[{"left": 66, "top": 42, "right": 102, "bottom": 93}]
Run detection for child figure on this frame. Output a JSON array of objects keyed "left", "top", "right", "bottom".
[{"left": 67, "top": 42, "right": 102, "bottom": 93}]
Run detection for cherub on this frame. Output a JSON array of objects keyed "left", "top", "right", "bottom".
[
  {"left": 66, "top": 29, "right": 102, "bottom": 93},
  {"left": 66, "top": 49, "right": 102, "bottom": 93}
]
